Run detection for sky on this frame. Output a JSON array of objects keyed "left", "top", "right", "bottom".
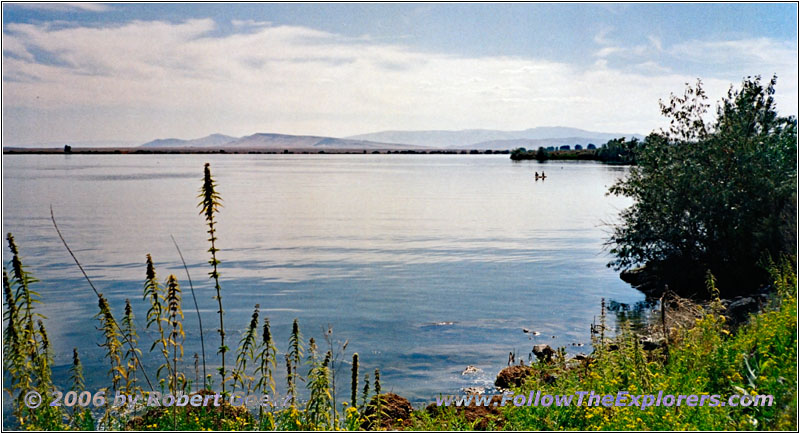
[{"left": 2, "top": 2, "right": 798, "bottom": 146}]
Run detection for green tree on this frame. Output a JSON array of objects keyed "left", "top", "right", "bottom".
[
  {"left": 608, "top": 76, "right": 797, "bottom": 296},
  {"left": 597, "top": 137, "right": 641, "bottom": 164},
  {"left": 510, "top": 147, "right": 528, "bottom": 160}
]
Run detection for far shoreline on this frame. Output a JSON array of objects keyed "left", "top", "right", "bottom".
[
  {"left": 3, "top": 147, "right": 513, "bottom": 155},
  {"left": 1, "top": 147, "right": 627, "bottom": 163}
]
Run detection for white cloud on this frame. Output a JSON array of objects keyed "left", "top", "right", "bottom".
[
  {"left": 2, "top": 20, "right": 797, "bottom": 145},
  {"left": 593, "top": 28, "right": 661, "bottom": 59},
  {"left": 1, "top": 35, "right": 34, "bottom": 61},
  {"left": 669, "top": 37, "right": 798, "bottom": 112},
  {"left": 633, "top": 61, "right": 672, "bottom": 74},
  {"left": 647, "top": 35, "right": 663, "bottom": 52},
  {"left": 593, "top": 27, "right": 615, "bottom": 45},
  {"left": 594, "top": 45, "right": 651, "bottom": 58},
  {"left": 231, "top": 19, "right": 272, "bottom": 28},
  {"left": 11, "top": 3, "right": 112, "bottom": 12},
  {"left": 670, "top": 37, "right": 796, "bottom": 70},
  {"left": 595, "top": 46, "right": 624, "bottom": 58}
]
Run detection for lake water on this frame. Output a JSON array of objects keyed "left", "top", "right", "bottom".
[{"left": 2, "top": 154, "right": 644, "bottom": 404}]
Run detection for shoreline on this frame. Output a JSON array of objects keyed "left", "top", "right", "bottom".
[{"left": 4, "top": 147, "right": 512, "bottom": 155}]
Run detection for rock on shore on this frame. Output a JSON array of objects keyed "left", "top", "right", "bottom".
[
  {"left": 362, "top": 393, "right": 413, "bottom": 430},
  {"left": 494, "top": 365, "right": 533, "bottom": 389}
]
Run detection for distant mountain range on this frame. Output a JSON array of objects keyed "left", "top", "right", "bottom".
[
  {"left": 140, "top": 133, "right": 417, "bottom": 150},
  {"left": 7, "top": 127, "right": 643, "bottom": 150},
  {"left": 346, "top": 127, "right": 645, "bottom": 149},
  {"left": 137, "top": 127, "right": 644, "bottom": 151},
  {"left": 226, "top": 133, "right": 421, "bottom": 150},
  {"left": 141, "top": 133, "right": 237, "bottom": 148}
]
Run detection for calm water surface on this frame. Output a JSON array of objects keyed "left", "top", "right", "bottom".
[{"left": 2, "top": 154, "right": 644, "bottom": 403}]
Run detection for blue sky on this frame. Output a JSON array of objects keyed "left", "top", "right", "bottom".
[{"left": 2, "top": 3, "right": 797, "bottom": 145}]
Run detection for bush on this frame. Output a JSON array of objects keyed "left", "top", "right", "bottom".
[
  {"left": 607, "top": 76, "right": 797, "bottom": 296},
  {"left": 596, "top": 137, "right": 641, "bottom": 164}
]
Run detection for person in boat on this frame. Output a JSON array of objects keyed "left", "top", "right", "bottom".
[{"left": 535, "top": 171, "right": 539, "bottom": 177}]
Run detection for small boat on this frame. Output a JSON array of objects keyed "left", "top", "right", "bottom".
[{"left": 534, "top": 171, "right": 547, "bottom": 180}]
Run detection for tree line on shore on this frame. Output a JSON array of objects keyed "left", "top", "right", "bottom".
[{"left": 510, "top": 137, "right": 642, "bottom": 163}]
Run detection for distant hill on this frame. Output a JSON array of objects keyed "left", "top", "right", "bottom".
[
  {"left": 141, "top": 133, "right": 237, "bottom": 148},
  {"left": 139, "top": 132, "right": 422, "bottom": 150},
  {"left": 128, "top": 127, "right": 646, "bottom": 151},
  {"left": 223, "top": 133, "right": 424, "bottom": 150},
  {"left": 346, "top": 127, "right": 645, "bottom": 149}
]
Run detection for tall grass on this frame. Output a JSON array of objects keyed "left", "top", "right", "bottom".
[
  {"left": 68, "top": 348, "right": 94, "bottom": 430},
  {"left": 3, "top": 234, "right": 60, "bottom": 428},
  {"left": 144, "top": 255, "right": 172, "bottom": 387},
  {"left": 165, "top": 274, "right": 185, "bottom": 395},
  {"left": 232, "top": 304, "right": 260, "bottom": 396},
  {"left": 287, "top": 318, "right": 303, "bottom": 406},
  {"left": 165, "top": 274, "right": 184, "bottom": 428},
  {"left": 122, "top": 299, "right": 141, "bottom": 394},
  {"left": 351, "top": 353, "right": 359, "bottom": 408},
  {"left": 198, "top": 163, "right": 226, "bottom": 395},
  {"left": 95, "top": 296, "right": 123, "bottom": 394},
  {"left": 254, "top": 316, "right": 278, "bottom": 428},
  {"left": 306, "top": 349, "right": 333, "bottom": 429}
]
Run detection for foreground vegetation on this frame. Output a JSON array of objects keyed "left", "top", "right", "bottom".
[{"left": 412, "top": 259, "right": 796, "bottom": 430}]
